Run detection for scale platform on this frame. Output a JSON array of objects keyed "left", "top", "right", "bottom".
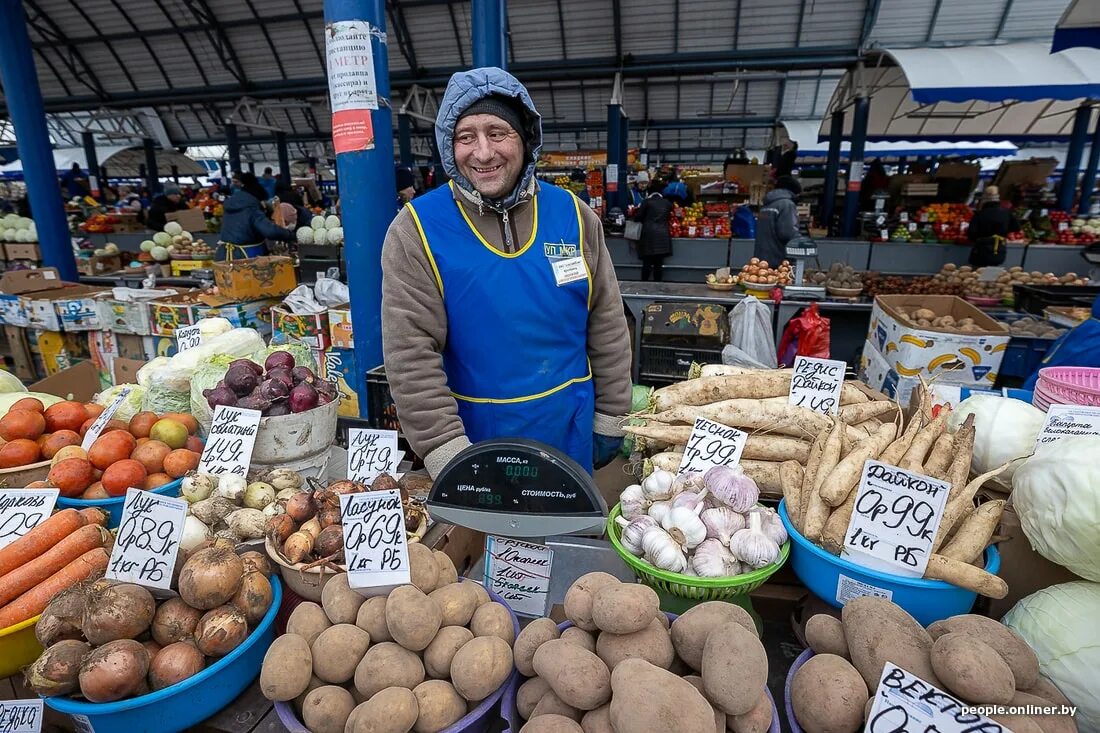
[{"left": 782, "top": 285, "right": 826, "bottom": 299}]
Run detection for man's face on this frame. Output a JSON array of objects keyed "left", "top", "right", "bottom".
[
  {"left": 453, "top": 114, "right": 525, "bottom": 200},
  {"left": 167, "top": 194, "right": 181, "bottom": 204}
]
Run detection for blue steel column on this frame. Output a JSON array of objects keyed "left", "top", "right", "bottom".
[
  {"left": 618, "top": 113, "right": 630, "bottom": 206},
  {"left": 82, "top": 131, "right": 102, "bottom": 201},
  {"left": 472, "top": 0, "right": 507, "bottom": 69},
  {"left": 607, "top": 104, "right": 623, "bottom": 210},
  {"left": 0, "top": 2, "right": 77, "bottom": 281},
  {"left": 326, "top": 0, "right": 396, "bottom": 417},
  {"left": 1079, "top": 123, "right": 1100, "bottom": 216},
  {"left": 226, "top": 124, "right": 242, "bottom": 174},
  {"left": 143, "top": 138, "right": 159, "bottom": 194},
  {"left": 398, "top": 114, "right": 414, "bottom": 168},
  {"left": 1059, "top": 105, "right": 1093, "bottom": 213},
  {"left": 276, "top": 132, "right": 292, "bottom": 183},
  {"left": 821, "top": 111, "right": 843, "bottom": 233},
  {"left": 842, "top": 96, "right": 870, "bottom": 238}
]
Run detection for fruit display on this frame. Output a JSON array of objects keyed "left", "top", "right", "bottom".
[
  {"left": 705, "top": 270, "right": 736, "bottom": 286},
  {"left": 863, "top": 273, "right": 964, "bottom": 297},
  {"left": 167, "top": 237, "right": 215, "bottom": 259},
  {"left": 738, "top": 258, "right": 792, "bottom": 287},
  {"left": 140, "top": 221, "right": 210, "bottom": 263},
  {"left": 892, "top": 306, "right": 986, "bottom": 332},
  {"left": 669, "top": 202, "right": 732, "bottom": 238},
  {"left": 202, "top": 351, "right": 338, "bottom": 418}
]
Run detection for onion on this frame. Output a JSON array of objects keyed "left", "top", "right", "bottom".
[
  {"left": 180, "top": 516, "right": 213, "bottom": 558},
  {"left": 214, "top": 473, "right": 246, "bottom": 502},
  {"left": 149, "top": 642, "right": 206, "bottom": 691},
  {"left": 264, "top": 351, "right": 295, "bottom": 372},
  {"left": 313, "top": 525, "right": 344, "bottom": 561},
  {"left": 82, "top": 581, "right": 156, "bottom": 645},
  {"left": 194, "top": 605, "right": 248, "bottom": 656},
  {"left": 285, "top": 492, "right": 316, "bottom": 523},
  {"left": 26, "top": 639, "right": 90, "bottom": 697},
  {"left": 36, "top": 580, "right": 91, "bottom": 648},
  {"left": 282, "top": 531, "right": 313, "bottom": 564},
  {"left": 178, "top": 543, "right": 244, "bottom": 610},
  {"left": 181, "top": 473, "right": 218, "bottom": 503},
  {"left": 239, "top": 551, "right": 272, "bottom": 577},
  {"left": 243, "top": 481, "right": 276, "bottom": 510},
  {"left": 299, "top": 517, "right": 322, "bottom": 541},
  {"left": 150, "top": 597, "right": 203, "bottom": 647},
  {"left": 266, "top": 513, "right": 295, "bottom": 545},
  {"left": 317, "top": 507, "right": 341, "bottom": 529},
  {"left": 79, "top": 639, "right": 149, "bottom": 703},
  {"left": 141, "top": 639, "right": 162, "bottom": 664},
  {"left": 231, "top": 571, "right": 274, "bottom": 625}
]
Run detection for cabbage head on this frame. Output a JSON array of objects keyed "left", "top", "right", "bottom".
[
  {"left": 0, "top": 371, "right": 26, "bottom": 394},
  {"left": 94, "top": 384, "right": 146, "bottom": 423},
  {"left": 254, "top": 343, "right": 317, "bottom": 372},
  {"left": 947, "top": 394, "right": 1045, "bottom": 486},
  {"left": 191, "top": 354, "right": 249, "bottom": 434}
]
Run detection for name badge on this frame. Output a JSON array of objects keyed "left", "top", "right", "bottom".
[{"left": 551, "top": 257, "right": 587, "bottom": 287}]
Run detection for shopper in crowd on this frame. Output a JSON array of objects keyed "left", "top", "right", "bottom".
[
  {"left": 117, "top": 186, "right": 143, "bottom": 223},
  {"left": 145, "top": 184, "right": 188, "bottom": 232},
  {"left": 754, "top": 175, "right": 802, "bottom": 265},
  {"left": 776, "top": 141, "right": 798, "bottom": 178},
  {"left": 860, "top": 159, "right": 890, "bottom": 211},
  {"left": 967, "top": 185, "right": 1020, "bottom": 267},
  {"left": 632, "top": 178, "right": 674, "bottom": 282},
  {"left": 275, "top": 176, "right": 313, "bottom": 229},
  {"left": 60, "top": 163, "right": 89, "bottom": 199},
  {"left": 259, "top": 167, "right": 277, "bottom": 199},
  {"left": 218, "top": 171, "right": 293, "bottom": 259},
  {"left": 380, "top": 66, "right": 632, "bottom": 477},
  {"left": 628, "top": 171, "right": 649, "bottom": 208}
]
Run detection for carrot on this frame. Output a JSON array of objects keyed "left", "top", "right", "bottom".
[
  {"left": 0, "top": 524, "right": 109, "bottom": 606},
  {"left": 839, "top": 401, "right": 897, "bottom": 424},
  {"left": 0, "top": 547, "right": 108, "bottom": 628},
  {"left": 899, "top": 410, "right": 950, "bottom": 472},
  {"left": 924, "top": 554, "right": 1007, "bottom": 599},
  {"left": 922, "top": 432, "right": 955, "bottom": 478},
  {"left": 0, "top": 508, "right": 87, "bottom": 579},
  {"left": 940, "top": 500, "right": 1006, "bottom": 564},
  {"left": 820, "top": 423, "right": 898, "bottom": 507},
  {"left": 78, "top": 507, "right": 109, "bottom": 526}
]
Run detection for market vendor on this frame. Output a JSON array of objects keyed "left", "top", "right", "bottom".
[
  {"left": 381, "top": 67, "right": 633, "bottom": 477},
  {"left": 753, "top": 175, "right": 801, "bottom": 265},
  {"left": 217, "top": 172, "right": 294, "bottom": 259}
]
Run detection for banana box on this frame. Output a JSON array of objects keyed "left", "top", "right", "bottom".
[
  {"left": 867, "top": 295, "right": 1010, "bottom": 387},
  {"left": 322, "top": 348, "right": 361, "bottom": 418},
  {"left": 859, "top": 338, "right": 921, "bottom": 407}
]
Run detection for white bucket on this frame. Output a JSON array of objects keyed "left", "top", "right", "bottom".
[{"left": 250, "top": 398, "right": 338, "bottom": 471}]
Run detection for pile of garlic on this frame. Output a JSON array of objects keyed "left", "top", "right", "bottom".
[
  {"left": 180, "top": 468, "right": 304, "bottom": 552},
  {"left": 616, "top": 466, "right": 787, "bottom": 578}
]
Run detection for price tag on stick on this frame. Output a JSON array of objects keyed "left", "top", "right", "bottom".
[
  {"left": 175, "top": 323, "right": 203, "bottom": 352},
  {"left": 0, "top": 699, "right": 45, "bottom": 733},
  {"left": 106, "top": 489, "right": 187, "bottom": 591},
  {"left": 843, "top": 461, "right": 950, "bottom": 578},
  {"left": 81, "top": 386, "right": 132, "bottom": 450},
  {"left": 866, "top": 663, "right": 1007, "bottom": 733},
  {"left": 484, "top": 536, "right": 553, "bottom": 617},
  {"left": 199, "top": 405, "right": 261, "bottom": 477},
  {"left": 346, "top": 428, "right": 402, "bottom": 483},
  {"left": 678, "top": 417, "right": 747, "bottom": 476},
  {"left": 788, "top": 356, "right": 845, "bottom": 415},
  {"left": 1036, "top": 404, "right": 1100, "bottom": 447},
  {"left": 340, "top": 489, "right": 410, "bottom": 593},
  {"left": 0, "top": 489, "right": 59, "bottom": 550}
]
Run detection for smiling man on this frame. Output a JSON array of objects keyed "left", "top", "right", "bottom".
[{"left": 381, "top": 67, "right": 632, "bottom": 477}]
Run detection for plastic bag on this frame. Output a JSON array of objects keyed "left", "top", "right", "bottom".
[
  {"left": 190, "top": 355, "right": 249, "bottom": 434},
  {"left": 93, "top": 384, "right": 146, "bottom": 423},
  {"left": 725, "top": 297, "right": 777, "bottom": 369},
  {"left": 142, "top": 328, "right": 266, "bottom": 416},
  {"left": 777, "top": 303, "right": 831, "bottom": 366}
]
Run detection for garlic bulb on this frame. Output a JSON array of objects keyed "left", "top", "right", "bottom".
[
  {"left": 620, "top": 484, "right": 647, "bottom": 519},
  {"left": 691, "top": 538, "right": 743, "bottom": 577},
  {"left": 672, "top": 471, "right": 705, "bottom": 496},
  {"left": 641, "top": 526, "right": 687, "bottom": 573},
  {"left": 671, "top": 488, "right": 708, "bottom": 512},
  {"left": 700, "top": 506, "right": 746, "bottom": 545},
  {"left": 616, "top": 515, "right": 657, "bottom": 555},
  {"left": 661, "top": 503, "right": 707, "bottom": 550},
  {"left": 747, "top": 506, "right": 788, "bottom": 546},
  {"left": 648, "top": 500, "right": 672, "bottom": 525},
  {"left": 729, "top": 512, "right": 780, "bottom": 569},
  {"left": 641, "top": 469, "right": 676, "bottom": 502},
  {"left": 703, "top": 465, "right": 759, "bottom": 512}
]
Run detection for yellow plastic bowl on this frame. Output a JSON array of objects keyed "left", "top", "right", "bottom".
[{"left": 0, "top": 614, "right": 42, "bottom": 678}]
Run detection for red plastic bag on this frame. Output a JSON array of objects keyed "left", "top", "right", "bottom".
[{"left": 777, "top": 303, "right": 831, "bottom": 366}]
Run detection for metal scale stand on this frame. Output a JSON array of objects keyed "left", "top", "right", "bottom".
[{"left": 782, "top": 237, "right": 826, "bottom": 299}]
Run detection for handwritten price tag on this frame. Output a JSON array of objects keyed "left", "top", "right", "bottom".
[
  {"left": 678, "top": 417, "right": 747, "bottom": 476},
  {"left": 340, "top": 489, "right": 410, "bottom": 593},
  {"left": 0, "top": 700, "right": 44, "bottom": 733},
  {"left": 107, "top": 489, "right": 187, "bottom": 591},
  {"left": 81, "top": 386, "right": 132, "bottom": 450},
  {"left": 484, "top": 536, "right": 553, "bottom": 617},
  {"left": 788, "top": 356, "right": 845, "bottom": 415},
  {"left": 175, "top": 323, "right": 203, "bottom": 352},
  {"left": 1036, "top": 404, "right": 1100, "bottom": 448},
  {"left": 844, "top": 461, "right": 950, "bottom": 578},
  {"left": 866, "top": 664, "right": 1006, "bottom": 733},
  {"left": 199, "top": 405, "right": 261, "bottom": 477},
  {"left": 0, "top": 490, "right": 59, "bottom": 550},
  {"left": 347, "top": 429, "right": 402, "bottom": 483}
]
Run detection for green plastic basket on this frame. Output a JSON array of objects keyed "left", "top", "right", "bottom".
[{"left": 607, "top": 504, "right": 790, "bottom": 601}]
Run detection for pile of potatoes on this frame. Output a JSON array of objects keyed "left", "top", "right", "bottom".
[
  {"left": 513, "top": 572, "right": 773, "bottom": 733},
  {"left": 791, "top": 597, "right": 1075, "bottom": 733},
  {"left": 258, "top": 543, "right": 517, "bottom": 733}
]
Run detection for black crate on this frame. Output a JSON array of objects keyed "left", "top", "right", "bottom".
[
  {"left": 638, "top": 344, "right": 724, "bottom": 384},
  {"left": 1013, "top": 283, "right": 1100, "bottom": 316},
  {"left": 366, "top": 365, "right": 401, "bottom": 432},
  {"left": 299, "top": 258, "right": 344, "bottom": 284},
  {"left": 299, "top": 243, "right": 344, "bottom": 261}
]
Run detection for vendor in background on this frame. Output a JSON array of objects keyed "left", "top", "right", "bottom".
[
  {"left": 754, "top": 175, "right": 802, "bottom": 265},
  {"left": 967, "top": 185, "right": 1020, "bottom": 267},
  {"left": 259, "top": 167, "right": 278, "bottom": 199},
  {"left": 628, "top": 171, "right": 648, "bottom": 208},
  {"left": 381, "top": 67, "right": 633, "bottom": 477},
  {"left": 859, "top": 159, "right": 890, "bottom": 211},
  {"left": 60, "top": 163, "right": 89, "bottom": 199},
  {"left": 632, "top": 178, "right": 674, "bottom": 282},
  {"left": 217, "top": 171, "right": 293, "bottom": 259},
  {"left": 145, "top": 184, "right": 188, "bottom": 232}
]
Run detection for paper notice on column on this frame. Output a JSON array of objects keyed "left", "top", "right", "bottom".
[{"left": 326, "top": 21, "right": 378, "bottom": 112}]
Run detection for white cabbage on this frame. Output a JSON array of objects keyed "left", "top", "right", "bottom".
[
  {"left": 947, "top": 394, "right": 1045, "bottom": 485},
  {"left": 164, "top": 221, "right": 183, "bottom": 236},
  {"left": 311, "top": 215, "right": 326, "bottom": 230},
  {"left": 324, "top": 214, "right": 340, "bottom": 229},
  {"left": 325, "top": 227, "right": 343, "bottom": 245},
  {"left": 296, "top": 227, "right": 314, "bottom": 244}
]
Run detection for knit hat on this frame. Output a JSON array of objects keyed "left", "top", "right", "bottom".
[
  {"left": 164, "top": 184, "right": 181, "bottom": 196},
  {"left": 458, "top": 94, "right": 528, "bottom": 142}
]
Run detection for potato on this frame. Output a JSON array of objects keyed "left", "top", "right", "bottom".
[
  {"left": 514, "top": 617, "right": 562, "bottom": 677},
  {"left": 531, "top": 690, "right": 582, "bottom": 721},
  {"left": 287, "top": 602, "right": 332, "bottom": 646},
  {"left": 683, "top": 675, "right": 725, "bottom": 733},
  {"left": 469, "top": 581, "right": 491, "bottom": 607},
  {"left": 354, "top": 642, "right": 425, "bottom": 699},
  {"left": 423, "top": 626, "right": 474, "bottom": 679},
  {"left": 302, "top": 685, "right": 355, "bottom": 733},
  {"left": 790, "top": 654, "right": 868, "bottom": 733},
  {"left": 563, "top": 573, "right": 620, "bottom": 631},
  {"left": 295, "top": 675, "right": 326, "bottom": 717},
  {"left": 608, "top": 658, "right": 714, "bottom": 732},
  {"left": 671, "top": 601, "right": 757, "bottom": 671},
  {"left": 355, "top": 596, "right": 392, "bottom": 643},
  {"left": 313, "top": 624, "right": 372, "bottom": 684},
  {"left": 701, "top": 621, "right": 768, "bottom": 716},
  {"left": 520, "top": 715, "right": 583, "bottom": 733},
  {"left": 412, "top": 680, "right": 466, "bottom": 733},
  {"left": 730, "top": 692, "right": 774, "bottom": 733},
  {"left": 930, "top": 633, "right": 1013, "bottom": 704},
  {"left": 408, "top": 543, "right": 440, "bottom": 594},
  {"left": 595, "top": 618, "right": 674, "bottom": 671},
  {"left": 322, "top": 574, "right": 366, "bottom": 625},
  {"left": 991, "top": 715, "right": 1045, "bottom": 733},
  {"left": 469, "top": 602, "right": 515, "bottom": 644},
  {"left": 346, "top": 687, "right": 418, "bottom": 733},
  {"left": 450, "top": 635, "right": 513, "bottom": 702},
  {"left": 805, "top": 614, "right": 849, "bottom": 659},
  {"left": 428, "top": 583, "right": 479, "bottom": 627},
  {"left": 927, "top": 614, "right": 1039, "bottom": 689},
  {"left": 386, "top": 585, "right": 442, "bottom": 651},
  {"left": 260, "top": 634, "right": 313, "bottom": 701},
  {"left": 559, "top": 627, "right": 596, "bottom": 653},
  {"left": 589, "top": 583, "right": 658, "bottom": 635},
  {"left": 842, "top": 597, "right": 939, "bottom": 691},
  {"left": 532, "top": 639, "right": 611, "bottom": 711},
  {"left": 579, "top": 705, "right": 613, "bottom": 733},
  {"left": 1009, "top": 692, "right": 1078, "bottom": 733},
  {"left": 1021, "top": 676, "right": 1072, "bottom": 707},
  {"left": 432, "top": 551, "right": 459, "bottom": 586},
  {"left": 517, "top": 676, "right": 552, "bottom": 720}
]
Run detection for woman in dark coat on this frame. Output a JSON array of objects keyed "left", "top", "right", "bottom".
[{"left": 632, "top": 181, "right": 674, "bottom": 282}]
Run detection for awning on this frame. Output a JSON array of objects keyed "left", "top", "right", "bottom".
[
  {"left": 781, "top": 121, "right": 1017, "bottom": 159},
  {"left": 0, "top": 146, "right": 207, "bottom": 177},
  {"left": 1053, "top": 0, "right": 1100, "bottom": 52}
]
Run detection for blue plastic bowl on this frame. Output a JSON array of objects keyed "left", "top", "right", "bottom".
[
  {"left": 778, "top": 501, "right": 1000, "bottom": 626},
  {"left": 46, "top": 576, "right": 282, "bottom": 733},
  {"left": 56, "top": 478, "right": 183, "bottom": 529}
]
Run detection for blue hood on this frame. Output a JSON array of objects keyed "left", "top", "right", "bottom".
[{"left": 436, "top": 67, "right": 543, "bottom": 211}]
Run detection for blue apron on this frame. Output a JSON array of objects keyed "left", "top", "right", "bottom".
[{"left": 407, "top": 182, "right": 596, "bottom": 472}]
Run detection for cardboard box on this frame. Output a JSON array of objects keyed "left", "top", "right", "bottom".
[
  {"left": 148, "top": 291, "right": 203, "bottom": 336},
  {"left": 328, "top": 305, "right": 354, "bottom": 349},
  {"left": 866, "top": 295, "right": 1009, "bottom": 387},
  {"left": 24, "top": 284, "right": 108, "bottom": 332},
  {"left": 4, "top": 244, "right": 41, "bottom": 261},
  {"left": 171, "top": 259, "right": 214, "bottom": 276},
  {"left": 3, "top": 325, "right": 36, "bottom": 382},
  {"left": 323, "top": 348, "right": 361, "bottom": 417},
  {"left": 150, "top": 336, "right": 179, "bottom": 359},
  {"left": 643, "top": 303, "right": 729, "bottom": 345},
  {"left": 723, "top": 163, "right": 770, "bottom": 185},
  {"left": 0, "top": 268, "right": 65, "bottom": 326},
  {"left": 97, "top": 288, "right": 178, "bottom": 335},
  {"left": 165, "top": 208, "right": 206, "bottom": 234},
  {"left": 29, "top": 360, "right": 101, "bottom": 402},
  {"left": 271, "top": 305, "right": 331, "bottom": 349},
  {"left": 36, "top": 330, "right": 90, "bottom": 376},
  {"left": 109, "top": 213, "right": 145, "bottom": 233},
  {"left": 194, "top": 294, "right": 276, "bottom": 335},
  {"left": 116, "top": 334, "right": 156, "bottom": 361},
  {"left": 213, "top": 256, "right": 296, "bottom": 301},
  {"left": 87, "top": 330, "right": 119, "bottom": 390},
  {"left": 77, "top": 253, "right": 122, "bottom": 277},
  {"left": 113, "top": 358, "right": 145, "bottom": 385}
]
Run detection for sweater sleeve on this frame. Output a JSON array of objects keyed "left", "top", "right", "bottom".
[{"left": 251, "top": 207, "right": 293, "bottom": 241}]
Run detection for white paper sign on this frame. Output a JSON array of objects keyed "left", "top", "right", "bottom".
[
  {"left": 326, "top": 20, "right": 379, "bottom": 112},
  {"left": 678, "top": 417, "right": 747, "bottom": 477},
  {"left": 347, "top": 429, "right": 402, "bottom": 483},
  {"left": 866, "top": 663, "right": 1008, "bottom": 733},
  {"left": 107, "top": 489, "right": 187, "bottom": 590},
  {"left": 1036, "top": 404, "right": 1100, "bottom": 447},
  {"left": 340, "top": 489, "right": 410, "bottom": 591},
  {"left": 835, "top": 573, "right": 894, "bottom": 605},
  {"left": 199, "top": 405, "right": 262, "bottom": 477},
  {"left": 843, "top": 461, "right": 950, "bottom": 578},
  {"left": 0, "top": 490, "right": 59, "bottom": 550},
  {"left": 788, "top": 356, "right": 845, "bottom": 415},
  {"left": 81, "top": 385, "right": 132, "bottom": 450},
  {"left": 0, "top": 700, "right": 44, "bottom": 733},
  {"left": 483, "top": 536, "right": 553, "bottom": 617},
  {"left": 175, "top": 323, "right": 203, "bottom": 352}
]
